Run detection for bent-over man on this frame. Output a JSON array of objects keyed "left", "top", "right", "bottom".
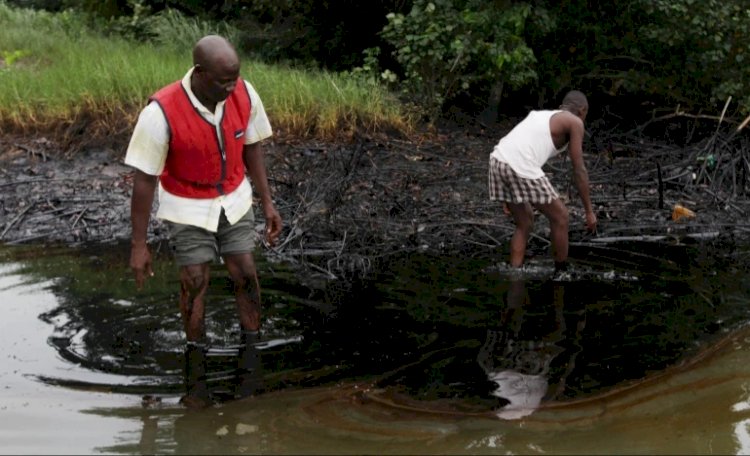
[{"left": 488, "top": 90, "right": 597, "bottom": 273}]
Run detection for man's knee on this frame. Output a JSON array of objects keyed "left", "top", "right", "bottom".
[
  {"left": 232, "top": 270, "right": 259, "bottom": 294},
  {"left": 516, "top": 217, "right": 534, "bottom": 232},
  {"left": 225, "top": 256, "right": 258, "bottom": 289},
  {"left": 509, "top": 203, "right": 534, "bottom": 230},
  {"left": 553, "top": 209, "right": 569, "bottom": 228},
  {"left": 181, "top": 267, "right": 208, "bottom": 293},
  {"left": 544, "top": 201, "right": 569, "bottom": 229}
]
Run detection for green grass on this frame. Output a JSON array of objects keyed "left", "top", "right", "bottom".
[{"left": 0, "top": 2, "right": 412, "bottom": 140}]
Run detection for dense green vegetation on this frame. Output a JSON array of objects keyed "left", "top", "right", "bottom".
[
  {"left": 3, "top": 0, "right": 750, "bottom": 139},
  {"left": 0, "top": 2, "right": 410, "bottom": 140}
]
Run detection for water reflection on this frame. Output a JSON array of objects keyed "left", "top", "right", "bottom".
[
  {"left": 478, "top": 279, "right": 584, "bottom": 419},
  {"left": 4, "top": 240, "right": 750, "bottom": 410},
  {"left": 91, "top": 331, "right": 750, "bottom": 456},
  {"left": 367, "top": 244, "right": 750, "bottom": 415},
  {"left": 6, "top": 241, "right": 750, "bottom": 453}
]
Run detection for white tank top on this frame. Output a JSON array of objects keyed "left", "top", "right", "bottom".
[{"left": 490, "top": 110, "right": 567, "bottom": 179}]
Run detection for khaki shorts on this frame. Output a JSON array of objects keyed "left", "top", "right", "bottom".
[
  {"left": 488, "top": 157, "right": 559, "bottom": 204},
  {"left": 166, "top": 209, "right": 256, "bottom": 266}
]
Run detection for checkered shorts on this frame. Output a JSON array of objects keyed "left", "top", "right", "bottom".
[{"left": 488, "top": 157, "right": 559, "bottom": 204}]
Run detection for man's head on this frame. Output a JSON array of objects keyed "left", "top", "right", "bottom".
[
  {"left": 560, "top": 90, "right": 588, "bottom": 122},
  {"left": 191, "top": 35, "right": 240, "bottom": 105}
]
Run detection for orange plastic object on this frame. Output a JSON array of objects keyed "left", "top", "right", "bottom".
[{"left": 672, "top": 204, "right": 696, "bottom": 221}]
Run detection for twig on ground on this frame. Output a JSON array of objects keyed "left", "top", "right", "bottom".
[{"left": 1, "top": 202, "right": 34, "bottom": 239}]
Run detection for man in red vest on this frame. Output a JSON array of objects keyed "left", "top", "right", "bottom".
[{"left": 125, "top": 35, "right": 282, "bottom": 407}]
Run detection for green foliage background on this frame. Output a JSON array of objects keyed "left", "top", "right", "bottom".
[
  {"left": 0, "top": 1, "right": 409, "bottom": 140},
  {"left": 6, "top": 0, "right": 750, "bottom": 125}
]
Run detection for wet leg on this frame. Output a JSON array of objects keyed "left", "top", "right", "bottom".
[
  {"left": 178, "top": 263, "right": 211, "bottom": 408},
  {"left": 224, "top": 253, "right": 263, "bottom": 397},
  {"left": 507, "top": 202, "right": 534, "bottom": 267},
  {"left": 224, "top": 253, "right": 261, "bottom": 331},
  {"left": 534, "top": 199, "right": 569, "bottom": 269},
  {"left": 234, "top": 328, "right": 263, "bottom": 397},
  {"left": 179, "top": 264, "right": 211, "bottom": 341},
  {"left": 181, "top": 341, "right": 210, "bottom": 408}
]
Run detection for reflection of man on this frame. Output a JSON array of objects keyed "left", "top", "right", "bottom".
[
  {"left": 487, "top": 369, "right": 548, "bottom": 420},
  {"left": 478, "top": 279, "right": 584, "bottom": 419},
  {"left": 125, "top": 35, "right": 281, "bottom": 407}
]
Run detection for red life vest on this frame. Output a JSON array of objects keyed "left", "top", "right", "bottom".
[{"left": 150, "top": 79, "right": 252, "bottom": 198}]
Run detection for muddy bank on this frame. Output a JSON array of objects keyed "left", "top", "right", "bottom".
[{"left": 1, "top": 126, "right": 749, "bottom": 278}]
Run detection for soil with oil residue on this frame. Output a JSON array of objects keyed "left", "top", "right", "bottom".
[{"left": 1, "top": 120, "right": 750, "bottom": 278}]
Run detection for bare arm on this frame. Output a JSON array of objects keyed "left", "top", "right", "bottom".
[
  {"left": 243, "top": 142, "right": 282, "bottom": 245},
  {"left": 130, "top": 170, "right": 158, "bottom": 289},
  {"left": 567, "top": 117, "right": 597, "bottom": 232}
]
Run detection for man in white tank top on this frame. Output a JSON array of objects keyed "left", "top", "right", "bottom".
[{"left": 488, "top": 90, "right": 597, "bottom": 272}]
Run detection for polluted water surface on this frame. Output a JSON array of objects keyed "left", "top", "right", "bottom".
[{"left": 2, "top": 238, "right": 750, "bottom": 454}]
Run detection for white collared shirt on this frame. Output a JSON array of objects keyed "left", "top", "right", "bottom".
[{"left": 124, "top": 67, "right": 273, "bottom": 232}]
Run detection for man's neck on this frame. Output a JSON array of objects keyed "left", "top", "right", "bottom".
[{"left": 190, "top": 74, "right": 216, "bottom": 113}]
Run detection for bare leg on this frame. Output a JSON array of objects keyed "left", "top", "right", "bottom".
[
  {"left": 179, "top": 264, "right": 210, "bottom": 341},
  {"left": 224, "top": 252, "right": 263, "bottom": 397},
  {"left": 507, "top": 202, "right": 534, "bottom": 267},
  {"left": 534, "top": 199, "right": 569, "bottom": 265},
  {"left": 223, "top": 252, "right": 261, "bottom": 331},
  {"left": 178, "top": 263, "right": 211, "bottom": 408}
]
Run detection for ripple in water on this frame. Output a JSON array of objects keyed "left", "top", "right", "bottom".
[{"left": 8, "top": 238, "right": 750, "bottom": 419}]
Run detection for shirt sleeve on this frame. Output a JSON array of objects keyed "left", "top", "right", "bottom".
[
  {"left": 124, "top": 102, "right": 169, "bottom": 176},
  {"left": 244, "top": 80, "right": 273, "bottom": 145}
]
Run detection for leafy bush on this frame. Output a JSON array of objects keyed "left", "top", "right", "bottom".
[
  {"left": 375, "top": 0, "right": 546, "bottom": 120},
  {"left": 527, "top": 0, "right": 750, "bottom": 121},
  {"left": 639, "top": 0, "right": 750, "bottom": 113},
  {"left": 13, "top": 0, "right": 750, "bottom": 124},
  {"left": 228, "top": 0, "right": 405, "bottom": 70}
]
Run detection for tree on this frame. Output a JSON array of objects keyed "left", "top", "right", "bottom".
[
  {"left": 375, "top": 0, "right": 549, "bottom": 121},
  {"left": 639, "top": 0, "right": 750, "bottom": 113}
]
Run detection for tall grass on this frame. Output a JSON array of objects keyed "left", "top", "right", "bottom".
[
  {"left": 0, "top": 2, "right": 412, "bottom": 143},
  {"left": 145, "top": 8, "right": 241, "bottom": 52},
  {"left": 250, "top": 63, "right": 410, "bottom": 136}
]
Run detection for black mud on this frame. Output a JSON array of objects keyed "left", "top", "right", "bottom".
[{"left": 2, "top": 125, "right": 750, "bottom": 278}]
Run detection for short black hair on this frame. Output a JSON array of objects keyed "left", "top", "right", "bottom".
[{"left": 561, "top": 90, "right": 588, "bottom": 111}]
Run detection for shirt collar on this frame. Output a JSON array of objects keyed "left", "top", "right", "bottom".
[{"left": 180, "top": 66, "right": 226, "bottom": 116}]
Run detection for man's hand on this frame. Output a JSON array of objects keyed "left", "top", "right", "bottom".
[
  {"left": 585, "top": 210, "right": 598, "bottom": 233},
  {"left": 130, "top": 242, "right": 154, "bottom": 290},
  {"left": 263, "top": 204, "right": 283, "bottom": 247}
]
